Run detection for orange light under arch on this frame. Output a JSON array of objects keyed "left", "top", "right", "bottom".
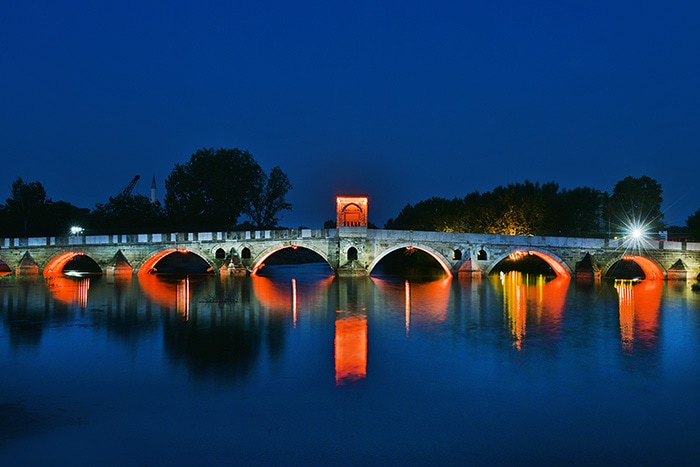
[
  {"left": 43, "top": 252, "right": 88, "bottom": 277},
  {"left": 367, "top": 244, "right": 453, "bottom": 278},
  {"left": 137, "top": 248, "right": 213, "bottom": 275},
  {"left": 621, "top": 255, "right": 664, "bottom": 281}
]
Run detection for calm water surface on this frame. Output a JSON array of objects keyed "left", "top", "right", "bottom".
[{"left": 2, "top": 265, "right": 700, "bottom": 465}]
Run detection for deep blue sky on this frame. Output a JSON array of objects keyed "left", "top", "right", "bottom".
[{"left": 2, "top": 1, "right": 699, "bottom": 228}]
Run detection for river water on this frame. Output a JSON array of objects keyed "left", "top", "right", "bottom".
[{"left": 1, "top": 264, "right": 700, "bottom": 465}]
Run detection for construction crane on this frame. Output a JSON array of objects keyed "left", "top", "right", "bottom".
[{"left": 120, "top": 175, "right": 140, "bottom": 196}]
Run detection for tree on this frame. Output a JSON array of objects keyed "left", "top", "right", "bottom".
[
  {"left": 556, "top": 187, "right": 606, "bottom": 237},
  {"left": 385, "top": 197, "right": 465, "bottom": 232},
  {"left": 164, "top": 148, "right": 264, "bottom": 229},
  {"left": 610, "top": 175, "right": 664, "bottom": 233},
  {"left": 164, "top": 148, "right": 293, "bottom": 230},
  {"left": 687, "top": 208, "right": 700, "bottom": 241},
  {"left": 91, "top": 193, "right": 165, "bottom": 233},
  {"left": 244, "top": 166, "right": 293, "bottom": 229},
  {"left": 2, "top": 178, "right": 49, "bottom": 236},
  {"left": 0, "top": 178, "right": 89, "bottom": 237}
]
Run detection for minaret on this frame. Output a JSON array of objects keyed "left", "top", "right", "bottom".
[{"left": 150, "top": 175, "right": 156, "bottom": 204}]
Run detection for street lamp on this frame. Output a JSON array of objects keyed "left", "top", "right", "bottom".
[{"left": 70, "top": 226, "right": 84, "bottom": 236}]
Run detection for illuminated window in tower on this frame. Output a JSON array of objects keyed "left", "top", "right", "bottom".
[{"left": 336, "top": 196, "right": 368, "bottom": 227}]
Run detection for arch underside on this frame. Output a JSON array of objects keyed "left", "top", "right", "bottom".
[
  {"left": 366, "top": 244, "right": 453, "bottom": 277},
  {"left": 43, "top": 252, "right": 102, "bottom": 277},
  {"left": 614, "top": 255, "right": 664, "bottom": 281},
  {"left": 488, "top": 249, "right": 572, "bottom": 279},
  {"left": 250, "top": 245, "right": 333, "bottom": 275},
  {"left": 136, "top": 248, "right": 215, "bottom": 275}
]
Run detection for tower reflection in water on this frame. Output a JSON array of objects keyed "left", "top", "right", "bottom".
[
  {"left": 497, "top": 271, "right": 570, "bottom": 351},
  {"left": 334, "top": 279, "right": 368, "bottom": 386},
  {"left": 614, "top": 279, "right": 662, "bottom": 354}
]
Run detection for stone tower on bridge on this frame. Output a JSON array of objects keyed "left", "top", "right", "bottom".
[{"left": 336, "top": 195, "right": 368, "bottom": 227}]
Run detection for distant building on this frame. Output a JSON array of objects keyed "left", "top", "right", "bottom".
[{"left": 336, "top": 196, "right": 368, "bottom": 227}]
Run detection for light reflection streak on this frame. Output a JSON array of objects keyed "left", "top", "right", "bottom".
[
  {"left": 497, "top": 271, "right": 570, "bottom": 351},
  {"left": 372, "top": 277, "right": 452, "bottom": 332},
  {"left": 137, "top": 274, "right": 192, "bottom": 318},
  {"left": 405, "top": 280, "right": 411, "bottom": 336},
  {"left": 614, "top": 279, "right": 662, "bottom": 354},
  {"left": 251, "top": 275, "right": 333, "bottom": 317},
  {"left": 46, "top": 276, "right": 88, "bottom": 306},
  {"left": 292, "top": 278, "right": 297, "bottom": 328},
  {"left": 46, "top": 276, "right": 90, "bottom": 307}
]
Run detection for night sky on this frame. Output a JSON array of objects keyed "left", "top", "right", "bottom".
[{"left": 2, "top": 1, "right": 699, "bottom": 228}]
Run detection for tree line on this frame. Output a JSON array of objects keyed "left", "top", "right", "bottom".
[
  {"left": 0, "top": 148, "right": 293, "bottom": 237},
  {"left": 2, "top": 150, "right": 700, "bottom": 241},
  {"left": 385, "top": 176, "right": 700, "bottom": 240}
]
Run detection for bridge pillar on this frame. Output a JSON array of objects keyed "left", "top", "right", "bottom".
[{"left": 336, "top": 226, "right": 369, "bottom": 277}]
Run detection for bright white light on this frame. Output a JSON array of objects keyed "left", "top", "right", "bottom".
[
  {"left": 70, "top": 226, "right": 84, "bottom": 236},
  {"left": 631, "top": 228, "right": 642, "bottom": 239}
]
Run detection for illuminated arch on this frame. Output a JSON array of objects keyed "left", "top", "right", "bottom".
[
  {"left": 486, "top": 248, "right": 572, "bottom": 279},
  {"left": 136, "top": 248, "right": 216, "bottom": 275},
  {"left": 43, "top": 252, "right": 102, "bottom": 277},
  {"left": 249, "top": 245, "right": 333, "bottom": 275},
  {"left": 604, "top": 255, "right": 665, "bottom": 281},
  {"left": 366, "top": 244, "right": 453, "bottom": 277},
  {"left": 0, "top": 258, "right": 11, "bottom": 276}
]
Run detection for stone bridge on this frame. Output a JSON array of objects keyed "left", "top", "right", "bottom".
[{"left": 1, "top": 227, "right": 699, "bottom": 280}]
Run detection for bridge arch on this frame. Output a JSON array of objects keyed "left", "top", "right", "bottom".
[
  {"left": 603, "top": 255, "right": 665, "bottom": 281},
  {"left": 486, "top": 248, "right": 572, "bottom": 279},
  {"left": 43, "top": 252, "right": 103, "bottom": 277},
  {"left": 367, "top": 244, "right": 453, "bottom": 277},
  {"left": 249, "top": 244, "right": 333, "bottom": 275},
  {"left": 135, "top": 248, "right": 216, "bottom": 275}
]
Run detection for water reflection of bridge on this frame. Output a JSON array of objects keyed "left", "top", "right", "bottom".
[{"left": 2, "top": 269, "right": 665, "bottom": 382}]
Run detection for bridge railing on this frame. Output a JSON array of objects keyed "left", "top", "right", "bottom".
[
  {"left": 0, "top": 228, "right": 336, "bottom": 248},
  {"left": 2, "top": 229, "right": 699, "bottom": 251},
  {"left": 370, "top": 229, "right": 700, "bottom": 252}
]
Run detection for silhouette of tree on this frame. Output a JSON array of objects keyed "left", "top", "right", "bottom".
[
  {"left": 91, "top": 193, "right": 165, "bottom": 233},
  {"left": 244, "top": 166, "right": 292, "bottom": 229},
  {"left": 0, "top": 178, "right": 89, "bottom": 237},
  {"left": 164, "top": 148, "right": 291, "bottom": 230},
  {"left": 687, "top": 208, "right": 700, "bottom": 241},
  {"left": 610, "top": 175, "right": 664, "bottom": 232}
]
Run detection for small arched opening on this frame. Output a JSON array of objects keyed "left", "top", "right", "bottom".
[
  {"left": 347, "top": 247, "right": 358, "bottom": 261},
  {"left": 215, "top": 248, "right": 226, "bottom": 259},
  {"left": 241, "top": 247, "right": 252, "bottom": 260},
  {"left": 477, "top": 249, "right": 488, "bottom": 261},
  {"left": 452, "top": 249, "right": 462, "bottom": 261}
]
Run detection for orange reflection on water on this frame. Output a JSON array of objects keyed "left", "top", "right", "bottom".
[
  {"left": 138, "top": 274, "right": 191, "bottom": 318},
  {"left": 335, "top": 312, "right": 368, "bottom": 386},
  {"left": 46, "top": 276, "right": 90, "bottom": 307},
  {"left": 372, "top": 277, "right": 452, "bottom": 334},
  {"left": 614, "top": 280, "right": 662, "bottom": 353},
  {"left": 498, "top": 271, "right": 570, "bottom": 350},
  {"left": 251, "top": 275, "right": 334, "bottom": 319}
]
